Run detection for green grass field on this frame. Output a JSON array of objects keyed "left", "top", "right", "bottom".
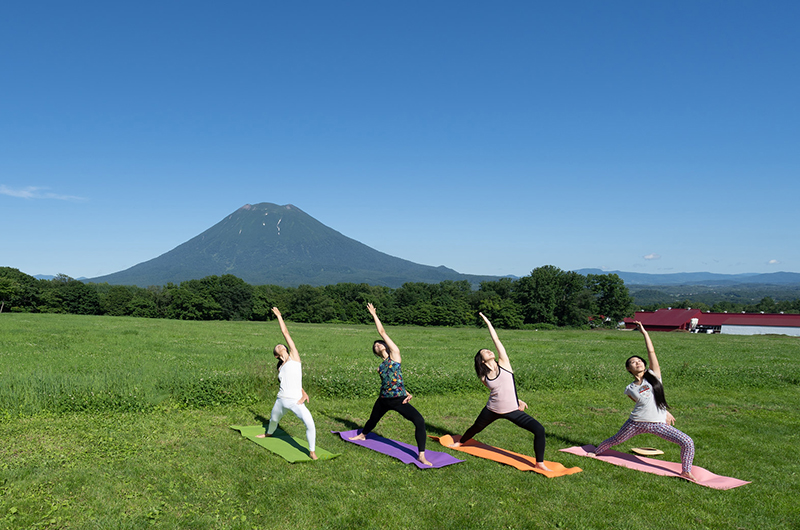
[{"left": 1, "top": 314, "right": 798, "bottom": 529}]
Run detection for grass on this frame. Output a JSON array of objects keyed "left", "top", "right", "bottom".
[{"left": 1, "top": 314, "right": 798, "bottom": 529}]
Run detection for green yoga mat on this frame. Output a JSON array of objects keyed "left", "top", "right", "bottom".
[{"left": 230, "top": 425, "right": 340, "bottom": 462}]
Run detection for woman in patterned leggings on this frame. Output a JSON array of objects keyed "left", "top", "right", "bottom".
[
  {"left": 349, "top": 303, "right": 432, "bottom": 466},
  {"left": 590, "top": 321, "right": 696, "bottom": 481}
]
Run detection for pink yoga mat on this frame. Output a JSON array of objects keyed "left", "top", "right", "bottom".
[{"left": 560, "top": 445, "right": 750, "bottom": 490}]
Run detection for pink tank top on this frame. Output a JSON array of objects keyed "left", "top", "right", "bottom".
[{"left": 483, "top": 366, "right": 519, "bottom": 414}]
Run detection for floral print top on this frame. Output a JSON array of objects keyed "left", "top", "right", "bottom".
[{"left": 377, "top": 358, "right": 406, "bottom": 398}]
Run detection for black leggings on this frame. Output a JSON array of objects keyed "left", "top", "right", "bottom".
[
  {"left": 460, "top": 406, "right": 546, "bottom": 462},
  {"left": 362, "top": 396, "right": 427, "bottom": 452}
]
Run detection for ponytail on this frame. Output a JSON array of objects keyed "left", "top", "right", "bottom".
[
  {"left": 474, "top": 350, "right": 491, "bottom": 379},
  {"left": 643, "top": 370, "right": 669, "bottom": 411}
]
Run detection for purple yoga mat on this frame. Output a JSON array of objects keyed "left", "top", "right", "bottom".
[{"left": 332, "top": 430, "right": 464, "bottom": 469}]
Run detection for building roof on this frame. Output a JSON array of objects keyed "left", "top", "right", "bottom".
[
  {"left": 624, "top": 308, "right": 701, "bottom": 327},
  {"left": 717, "top": 313, "right": 800, "bottom": 327},
  {"left": 627, "top": 309, "right": 800, "bottom": 329}
]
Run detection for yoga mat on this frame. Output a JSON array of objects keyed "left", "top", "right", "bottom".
[
  {"left": 230, "top": 425, "right": 340, "bottom": 463},
  {"left": 560, "top": 445, "right": 750, "bottom": 490},
  {"left": 332, "top": 430, "right": 464, "bottom": 469},
  {"left": 431, "top": 434, "right": 582, "bottom": 478}
]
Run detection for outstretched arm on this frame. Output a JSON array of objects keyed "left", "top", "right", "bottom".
[
  {"left": 479, "top": 312, "right": 511, "bottom": 371},
  {"left": 273, "top": 307, "right": 301, "bottom": 363},
  {"left": 367, "top": 303, "right": 400, "bottom": 363},
  {"left": 635, "top": 320, "right": 660, "bottom": 378}
]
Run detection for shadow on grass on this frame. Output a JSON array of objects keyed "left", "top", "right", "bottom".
[
  {"left": 249, "top": 409, "right": 270, "bottom": 431},
  {"left": 545, "top": 430, "right": 589, "bottom": 448},
  {"left": 326, "top": 415, "right": 455, "bottom": 438},
  {"left": 329, "top": 416, "right": 361, "bottom": 430},
  {"left": 426, "top": 419, "right": 589, "bottom": 449}
]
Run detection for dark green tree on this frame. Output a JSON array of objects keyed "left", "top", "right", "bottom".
[
  {"left": 587, "top": 273, "right": 634, "bottom": 322},
  {"left": 101, "top": 285, "right": 134, "bottom": 316},
  {"left": 251, "top": 284, "right": 290, "bottom": 321},
  {"left": 47, "top": 275, "right": 101, "bottom": 315},
  {"left": 164, "top": 283, "right": 222, "bottom": 320},
  {"left": 515, "top": 265, "right": 567, "bottom": 325},
  {"left": 289, "top": 285, "right": 336, "bottom": 323},
  {"left": 203, "top": 275, "right": 254, "bottom": 321},
  {"left": 0, "top": 267, "right": 40, "bottom": 311}
]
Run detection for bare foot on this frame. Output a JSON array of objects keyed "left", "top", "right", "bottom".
[
  {"left": 448, "top": 442, "right": 462, "bottom": 448},
  {"left": 587, "top": 452, "right": 597, "bottom": 457},
  {"left": 349, "top": 433, "right": 366, "bottom": 441},
  {"left": 535, "top": 462, "right": 553, "bottom": 472},
  {"left": 680, "top": 471, "right": 697, "bottom": 482},
  {"left": 256, "top": 433, "right": 272, "bottom": 439},
  {"left": 418, "top": 452, "right": 433, "bottom": 466},
  {"left": 310, "top": 451, "right": 318, "bottom": 460}
]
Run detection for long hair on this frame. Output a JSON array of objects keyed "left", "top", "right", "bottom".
[
  {"left": 373, "top": 340, "right": 389, "bottom": 358},
  {"left": 474, "top": 349, "right": 492, "bottom": 379},
  {"left": 274, "top": 344, "right": 287, "bottom": 372},
  {"left": 626, "top": 355, "right": 669, "bottom": 410}
]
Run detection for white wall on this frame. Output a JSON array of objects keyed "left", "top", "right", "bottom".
[{"left": 720, "top": 325, "right": 800, "bottom": 337}]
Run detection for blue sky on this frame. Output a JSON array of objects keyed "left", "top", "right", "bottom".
[{"left": 2, "top": 1, "right": 798, "bottom": 280}]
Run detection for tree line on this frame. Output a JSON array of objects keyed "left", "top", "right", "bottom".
[{"left": 0, "top": 265, "right": 639, "bottom": 328}]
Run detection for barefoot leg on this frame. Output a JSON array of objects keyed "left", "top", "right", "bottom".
[{"left": 417, "top": 451, "right": 433, "bottom": 466}]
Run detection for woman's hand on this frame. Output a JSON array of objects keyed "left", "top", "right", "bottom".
[
  {"left": 666, "top": 411, "right": 675, "bottom": 425},
  {"left": 518, "top": 399, "right": 528, "bottom": 412},
  {"left": 298, "top": 389, "right": 309, "bottom": 405},
  {"left": 402, "top": 392, "right": 413, "bottom": 405}
]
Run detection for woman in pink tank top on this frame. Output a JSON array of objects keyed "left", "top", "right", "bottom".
[{"left": 449, "top": 312, "right": 551, "bottom": 472}]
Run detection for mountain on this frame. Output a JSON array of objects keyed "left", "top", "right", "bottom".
[
  {"left": 89, "top": 203, "right": 501, "bottom": 288},
  {"left": 34, "top": 275, "right": 89, "bottom": 281},
  {"left": 574, "top": 269, "right": 800, "bottom": 286}
]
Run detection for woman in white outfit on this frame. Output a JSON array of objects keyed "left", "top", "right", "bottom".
[{"left": 256, "top": 307, "right": 317, "bottom": 460}]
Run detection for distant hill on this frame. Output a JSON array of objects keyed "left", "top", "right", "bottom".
[
  {"left": 34, "top": 275, "right": 89, "bottom": 281},
  {"left": 574, "top": 269, "right": 800, "bottom": 286},
  {"left": 89, "top": 203, "right": 501, "bottom": 288}
]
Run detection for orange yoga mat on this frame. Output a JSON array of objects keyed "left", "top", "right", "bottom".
[{"left": 431, "top": 434, "right": 582, "bottom": 478}]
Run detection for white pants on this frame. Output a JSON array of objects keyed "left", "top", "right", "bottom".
[{"left": 268, "top": 397, "right": 316, "bottom": 451}]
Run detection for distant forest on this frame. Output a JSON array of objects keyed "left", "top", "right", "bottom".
[
  {"left": 2, "top": 266, "right": 798, "bottom": 328},
  {"left": 630, "top": 284, "right": 800, "bottom": 313}
]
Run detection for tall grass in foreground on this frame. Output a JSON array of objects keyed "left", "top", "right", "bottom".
[{"left": 1, "top": 314, "right": 799, "bottom": 529}]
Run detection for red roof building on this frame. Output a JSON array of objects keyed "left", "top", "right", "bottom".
[
  {"left": 623, "top": 309, "right": 701, "bottom": 332},
  {"left": 624, "top": 309, "right": 800, "bottom": 336}
]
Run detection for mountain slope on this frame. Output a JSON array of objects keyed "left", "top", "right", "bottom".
[{"left": 89, "top": 203, "right": 495, "bottom": 288}]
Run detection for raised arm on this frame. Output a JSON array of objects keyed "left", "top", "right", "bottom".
[
  {"left": 273, "top": 307, "right": 301, "bottom": 363},
  {"left": 635, "top": 320, "right": 660, "bottom": 378},
  {"left": 479, "top": 312, "right": 511, "bottom": 371},
  {"left": 367, "top": 303, "right": 400, "bottom": 363}
]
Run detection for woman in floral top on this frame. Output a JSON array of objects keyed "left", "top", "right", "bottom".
[{"left": 349, "top": 303, "right": 432, "bottom": 466}]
